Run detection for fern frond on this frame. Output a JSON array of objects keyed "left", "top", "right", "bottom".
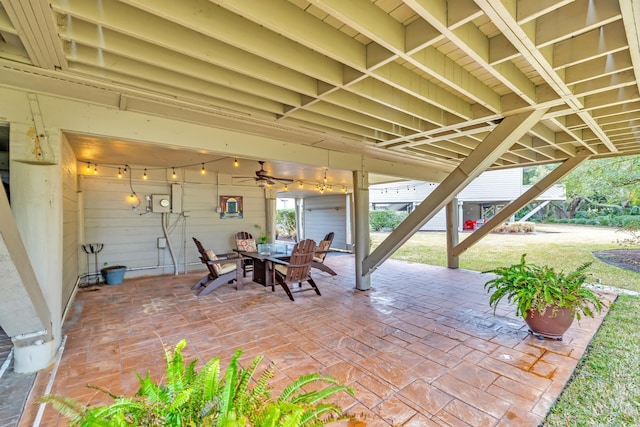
[
  {"left": 279, "top": 374, "right": 340, "bottom": 401},
  {"left": 291, "top": 385, "right": 354, "bottom": 404},
  {"left": 37, "top": 394, "right": 86, "bottom": 422}
]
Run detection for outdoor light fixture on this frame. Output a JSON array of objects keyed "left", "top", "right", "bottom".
[{"left": 143, "top": 169, "right": 148, "bottom": 180}]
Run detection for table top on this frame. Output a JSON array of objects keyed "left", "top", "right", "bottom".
[{"left": 235, "top": 250, "right": 290, "bottom": 261}]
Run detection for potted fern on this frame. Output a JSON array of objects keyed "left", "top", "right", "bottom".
[
  {"left": 40, "top": 340, "right": 357, "bottom": 426},
  {"left": 483, "top": 254, "right": 603, "bottom": 340}
]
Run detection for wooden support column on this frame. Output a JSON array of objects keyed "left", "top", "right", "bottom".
[
  {"left": 363, "top": 109, "right": 547, "bottom": 276},
  {"left": 446, "top": 198, "right": 460, "bottom": 268},
  {"left": 453, "top": 156, "right": 589, "bottom": 257},
  {"left": 352, "top": 169, "right": 371, "bottom": 291}
]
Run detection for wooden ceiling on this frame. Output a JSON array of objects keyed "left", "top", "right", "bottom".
[{"left": 0, "top": 0, "right": 639, "bottom": 176}]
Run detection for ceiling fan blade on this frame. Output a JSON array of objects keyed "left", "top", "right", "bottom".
[{"left": 272, "top": 177, "right": 294, "bottom": 183}]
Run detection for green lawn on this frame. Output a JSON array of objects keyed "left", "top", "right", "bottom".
[{"left": 371, "top": 223, "right": 640, "bottom": 425}]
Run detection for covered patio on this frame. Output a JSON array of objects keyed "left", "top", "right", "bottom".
[{"left": 20, "top": 256, "right": 613, "bottom": 427}]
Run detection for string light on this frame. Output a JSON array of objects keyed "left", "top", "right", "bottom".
[
  {"left": 87, "top": 160, "right": 352, "bottom": 196},
  {"left": 129, "top": 193, "right": 135, "bottom": 201},
  {"left": 234, "top": 158, "right": 239, "bottom": 167},
  {"left": 377, "top": 183, "right": 422, "bottom": 194}
]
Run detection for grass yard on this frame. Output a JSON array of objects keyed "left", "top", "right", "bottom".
[
  {"left": 371, "top": 223, "right": 640, "bottom": 426},
  {"left": 372, "top": 223, "right": 640, "bottom": 292}
]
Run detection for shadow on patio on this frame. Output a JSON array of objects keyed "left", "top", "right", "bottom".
[{"left": 20, "top": 255, "right": 613, "bottom": 426}]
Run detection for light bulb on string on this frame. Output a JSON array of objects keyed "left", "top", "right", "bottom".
[
  {"left": 129, "top": 193, "right": 135, "bottom": 201},
  {"left": 201, "top": 163, "right": 206, "bottom": 174},
  {"left": 172, "top": 167, "right": 177, "bottom": 179},
  {"left": 234, "top": 158, "right": 239, "bottom": 167},
  {"left": 93, "top": 164, "right": 98, "bottom": 175},
  {"left": 85, "top": 162, "right": 91, "bottom": 173},
  {"left": 143, "top": 169, "right": 148, "bottom": 180},
  {"left": 283, "top": 184, "right": 288, "bottom": 191},
  {"left": 118, "top": 168, "right": 122, "bottom": 179},
  {"left": 299, "top": 181, "right": 303, "bottom": 189}
]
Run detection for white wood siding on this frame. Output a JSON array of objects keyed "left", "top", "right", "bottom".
[
  {"left": 81, "top": 167, "right": 266, "bottom": 278},
  {"left": 458, "top": 169, "right": 523, "bottom": 201},
  {"left": 62, "top": 137, "right": 78, "bottom": 310},
  {"left": 303, "top": 195, "right": 347, "bottom": 249}
]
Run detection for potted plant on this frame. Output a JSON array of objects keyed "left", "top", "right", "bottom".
[
  {"left": 483, "top": 254, "right": 603, "bottom": 340},
  {"left": 39, "top": 340, "right": 358, "bottom": 426},
  {"left": 254, "top": 224, "right": 269, "bottom": 244}
]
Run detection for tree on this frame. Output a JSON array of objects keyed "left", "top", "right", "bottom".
[{"left": 561, "top": 155, "right": 640, "bottom": 214}]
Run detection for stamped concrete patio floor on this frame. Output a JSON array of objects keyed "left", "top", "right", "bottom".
[{"left": 20, "top": 255, "right": 613, "bottom": 426}]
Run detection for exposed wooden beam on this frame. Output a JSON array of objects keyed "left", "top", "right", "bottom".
[{"left": 363, "top": 108, "right": 547, "bottom": 275}]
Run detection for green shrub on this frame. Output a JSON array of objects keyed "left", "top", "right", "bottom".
[
  {"left": 40, "top": 340, "right": 355, "bottom": 426},
  {"left": 369, "top": 210, "right": 407, "bottom": 231},
  {"left": 631, "top": 206, "right": 640, "bottom": 215},
  {"left": 276, "top": 208, "right": 297, "bottom": 238}
]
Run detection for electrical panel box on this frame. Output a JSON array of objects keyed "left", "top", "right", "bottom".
[
  {"left": 157, "top": 237, "right": 167, "bottom": 249},
  {"left": 171, "top": 183, "right": 183, "bottom": 213},
  {"left": 151, "top": 194, "right": 171, "bottom": 213}
]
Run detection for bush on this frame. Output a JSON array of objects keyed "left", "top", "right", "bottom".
[
  {"left": 40, "top": 340, "right": 355, "bottom": 426},
  {"left": 276, "top": 208, "right": 296, "bottom": 238},
  {"left": 494, "top": 222, "right": 536, "bottom": 233},
  {"left": 369, "top": 210, "right": 407, "bottom": 231}
]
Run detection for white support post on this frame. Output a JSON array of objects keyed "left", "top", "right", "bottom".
[
  {"left": 352, "top": 169, "right": 371, "bottom": 291},
  {"left": 9, "top": 122, "right": 62, "bottom": 372},
  {"left": 446, "top": 198, "right": 460, "bottom": 269}
]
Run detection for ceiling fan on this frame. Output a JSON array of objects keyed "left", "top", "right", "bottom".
[{"left": 237, "top": 161, "right": 294, "bottom": 188}]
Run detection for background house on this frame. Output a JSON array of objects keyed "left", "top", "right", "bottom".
[{"left": 369, "top": 169, "right": 566, "bottom": 230}]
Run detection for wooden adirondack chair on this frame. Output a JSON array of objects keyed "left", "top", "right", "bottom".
[
  {"left": 192, "top": 237, "right": 240, "bottom": 297},
  {"left": 270, "top": 239, "right": 320, "bottom": 301},
  {"left": 234, "top": 231, "right": 256, "bottom": 277},
  {"left": 311, "top": 232, "right": 337, "bottom": 275}
]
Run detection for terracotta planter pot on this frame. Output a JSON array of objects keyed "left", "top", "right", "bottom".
[{"left": 525, "top": 305, "right": 574, "bottom": 340}]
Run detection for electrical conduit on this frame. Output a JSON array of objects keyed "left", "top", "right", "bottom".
[{"left": 162, "top": 212, "right": 178, "bottom": 275}]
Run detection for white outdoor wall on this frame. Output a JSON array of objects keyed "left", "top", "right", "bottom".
[
  {"left": 80, "top": 166, "right": 266, "bottom": 278},
  {"left": 458, "top": 169, "right": 523, "bottom": 201},
  {"left": 303, "top": 195, "right": 347, "bottom": 249},
  {"left": 61, "top": 135, "right": 78, "bottom": 309}
]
